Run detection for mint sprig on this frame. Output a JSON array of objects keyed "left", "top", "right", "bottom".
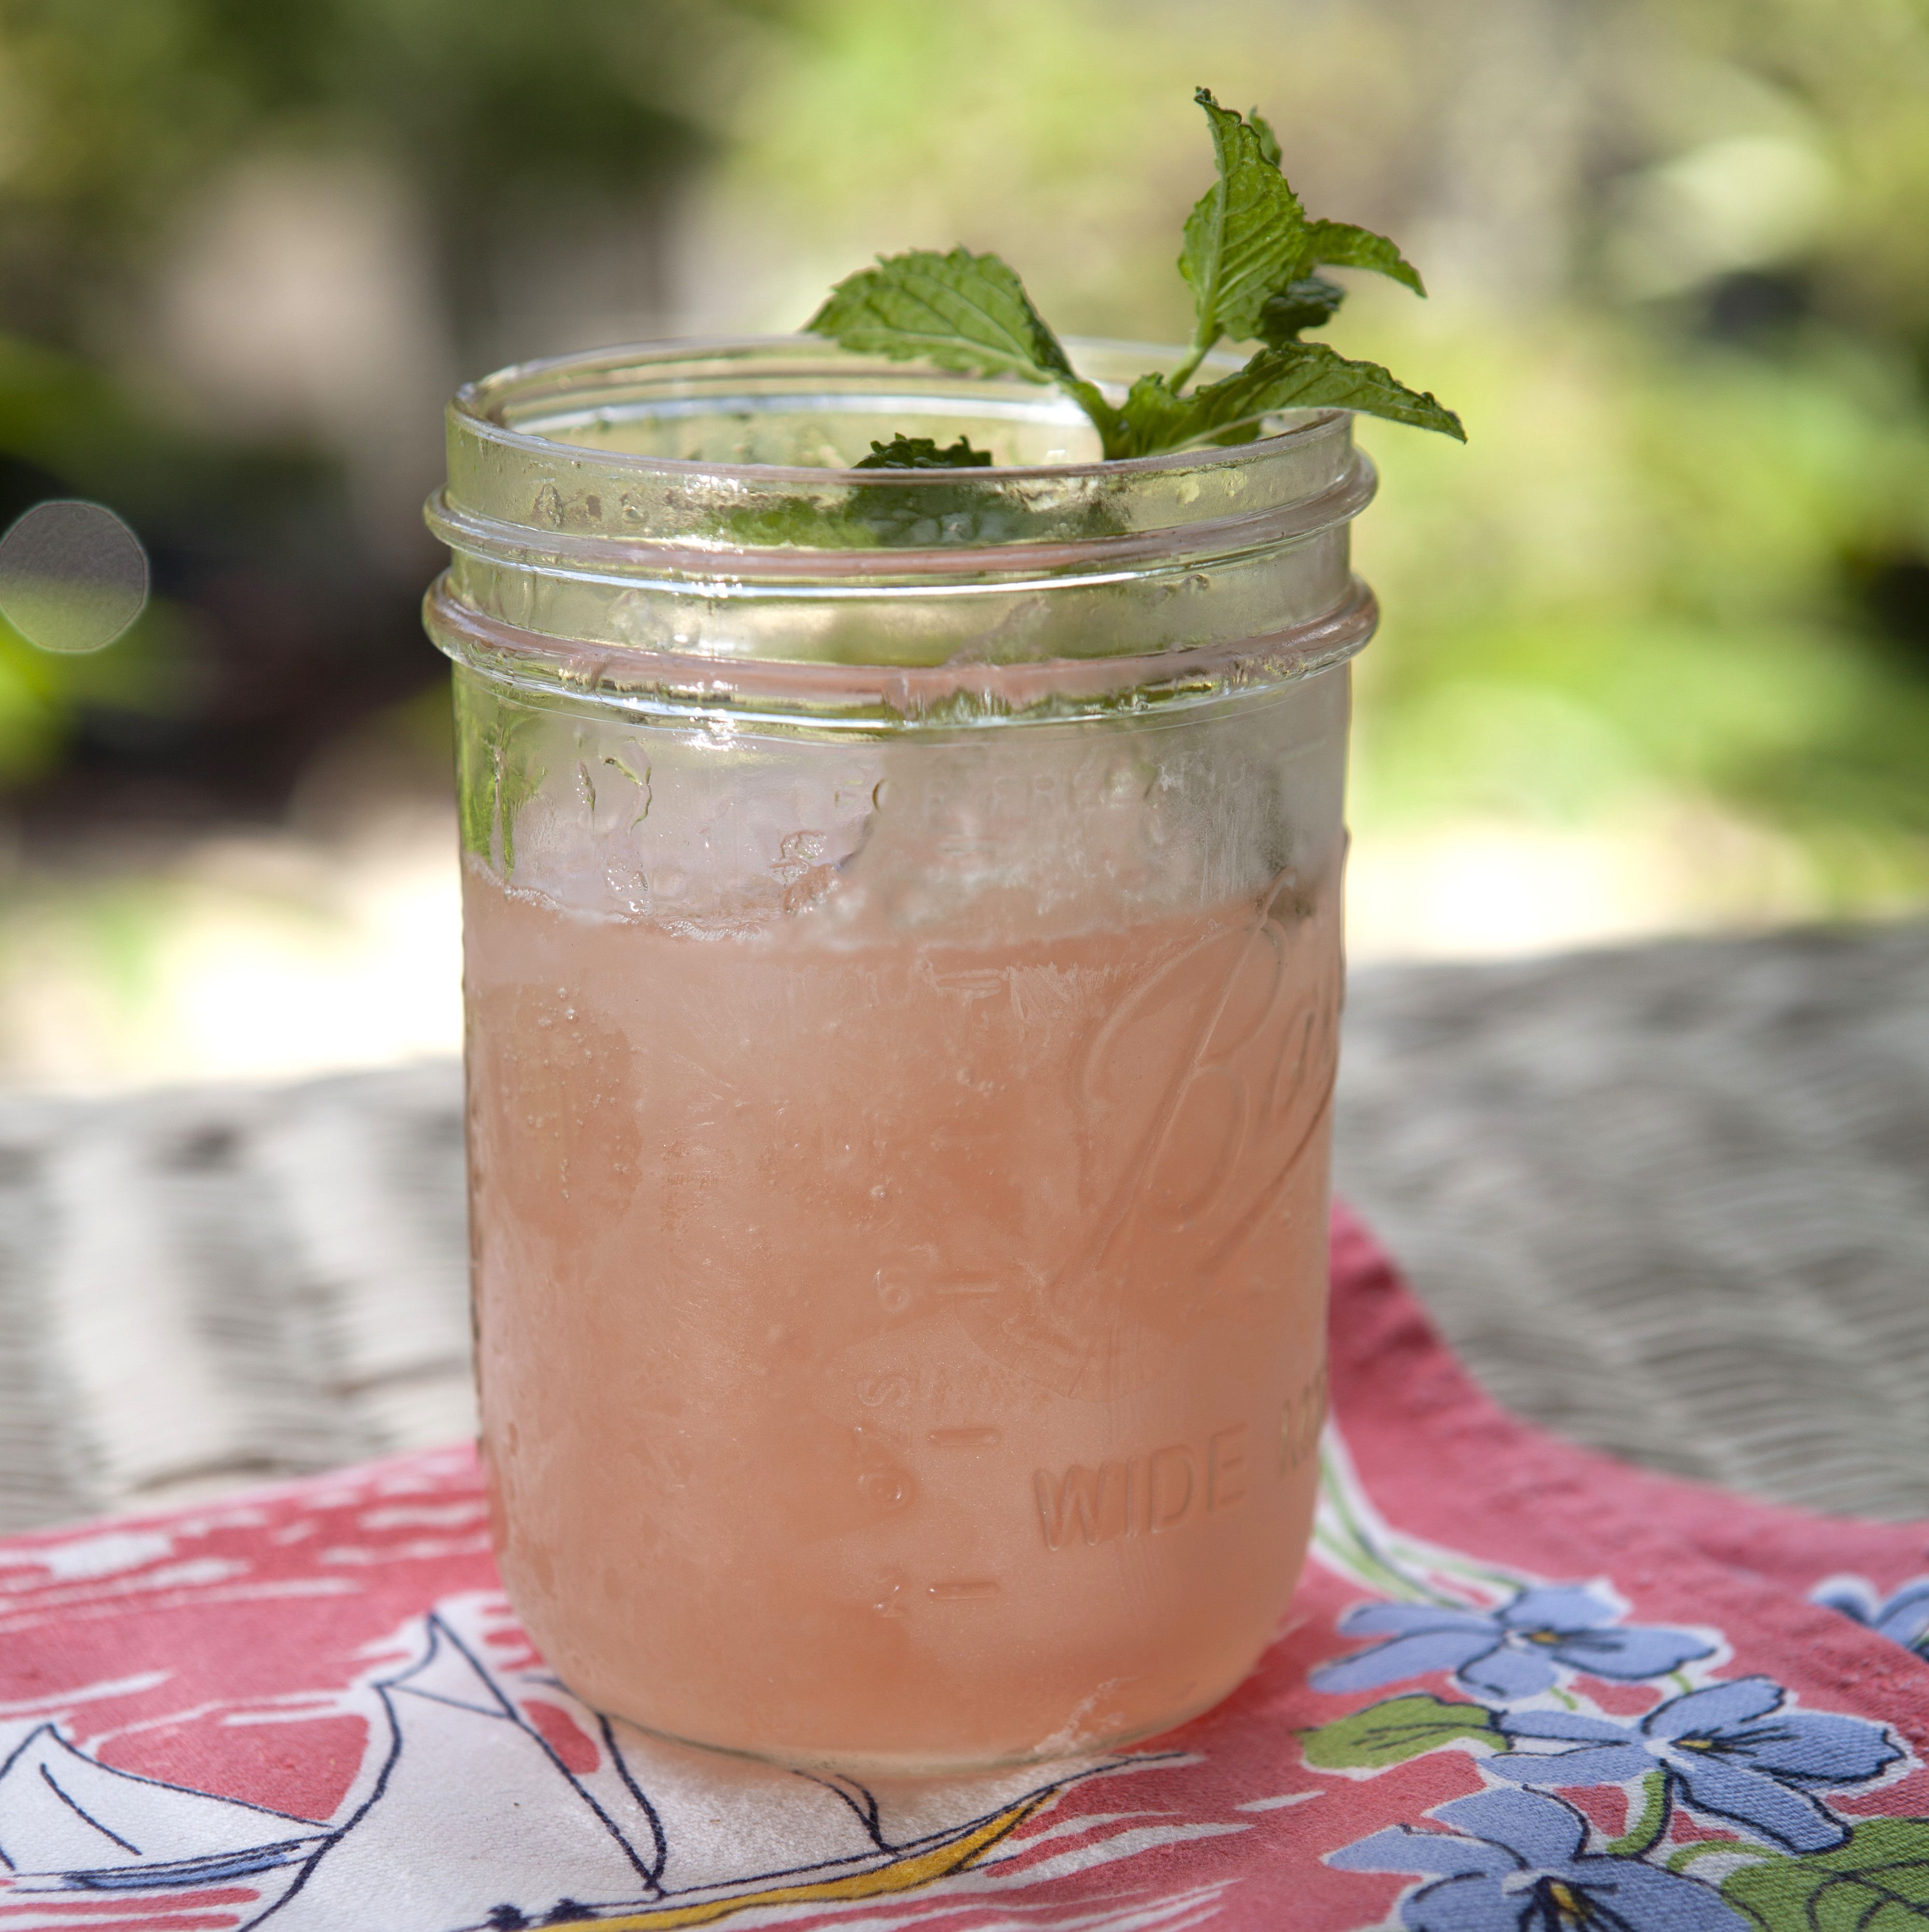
[{"left": 806, "top": 87, "right": 1462, "bottom": 463}]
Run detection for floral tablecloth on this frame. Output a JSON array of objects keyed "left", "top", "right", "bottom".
[{"left": 2, "top": 1205, "right": 1924, "bottom": 1931}]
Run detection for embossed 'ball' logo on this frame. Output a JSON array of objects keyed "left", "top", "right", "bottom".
[{"left": 948, "top": 870, "right": 1340, "bottom": 1399}]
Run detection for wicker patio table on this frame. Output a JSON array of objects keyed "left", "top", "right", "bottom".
[{"left": 3, "top": 917, "right": 1924, "bottom": 1537}]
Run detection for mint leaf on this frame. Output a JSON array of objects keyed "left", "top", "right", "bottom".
[
  {"left": 1180, "top": 89, "right": 1312, "bottom": 356},
  {"left": 457, "top": 699, "right": 544, "bottom": 869},
  {"left": 1248, "top": 106, "right": 1283, "bottom": 171},
  {"left": 1114, "top": 374, "right": 1195, "bottom": 458},
  {"left": 1117, "top": 340, "right": 1463, "bottom": 454},
  {"left": 1299, "top": 1695, "right": 1500, "bottom": 1771},
  {"left": 808, "top": 246, "right": 1072, "bottom": 382},
  {"left": 1185, "top": 341, "right": 1465, "bottom": 442},
  {"left": 807, "top": 245, "right": 1122, "bottom": 451},
  {"left": 1256, "top": 274, "right": 1347, "bottom": 345},
  {"left": 1180, "top": 90, "right": 1310, "bottom": 346},
  {"left": 853, "top": 434, "right": 993, "bottom": 470},
  {"left": 1305, "top": 218, "right": 1427, "bottom": 297}
]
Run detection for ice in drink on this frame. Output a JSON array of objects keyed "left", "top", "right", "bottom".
[{"left": 465, "top": 855, "right": 1339, "bottom": 1772}]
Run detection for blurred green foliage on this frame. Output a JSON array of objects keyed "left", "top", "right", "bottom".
[
  {"left": 1350, "top": 315, "right": 1929, "bottom": 903},
  {"left": 0, "top": 0, "right": 786, "bottom": 816},
  {"left": 0, "top": 0, "right": 764, "bottom": 339}
]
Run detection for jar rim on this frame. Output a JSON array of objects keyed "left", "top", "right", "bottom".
[
  {"left": 434, "top": 333, "right": 1374, "bottom": 582},
  {"left": 452, "top": 332, "right": 1346, "bottom": 490},
  {"left": 427, "top": 335, "right": 1379, "bottom": 702}
]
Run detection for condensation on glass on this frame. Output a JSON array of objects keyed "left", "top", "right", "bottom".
[{"left": 424, "top": 337, "right": 1379, "bottom": 1773}]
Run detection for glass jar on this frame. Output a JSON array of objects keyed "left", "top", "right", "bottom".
[{"left": 425, "top": 337, "right": 1377, "bottom": 1774}]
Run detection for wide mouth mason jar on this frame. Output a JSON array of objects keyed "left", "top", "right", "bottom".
[{"left": 424, "top": 336, "right": 1377, "bottom": 1774}]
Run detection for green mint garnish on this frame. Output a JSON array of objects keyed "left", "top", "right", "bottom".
[
  {"left": 806, "top": 87, "right": 1463, "bottom": 461},
  {"left": 806, "top": 245, "right": 1123, "bottom": 451},
  {"left": 1256, "top": 274, "right": 1348, "bottom": 346},
  {"left": 1175, "top": 91, "right": 1318, "bottom": 381},
  {"left": 853, "top": 434, "right": 994, "bottom": 470}
]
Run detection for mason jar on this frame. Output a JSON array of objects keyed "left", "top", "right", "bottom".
[{"left": 424, "top": 337, "right": 1377, "bottom": 1774}]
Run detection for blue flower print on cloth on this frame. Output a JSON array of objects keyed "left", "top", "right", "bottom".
[
  {"left": 1492, "top": 1675, "right": 1903, "bottom": 1853},
  {"left": 1309, "top": 1585, "right": 1712, "bottom": 1701},
  {"left": 1814, "top": 1576, "right": 1929, "bottom": 1658},
  {"left": 1328, "top": 1787, "right": 1746, "bottom": 1932}
]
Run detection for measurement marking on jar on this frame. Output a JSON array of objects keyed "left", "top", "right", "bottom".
[
  {"left": 927, "top": 1427, "right": 1000, "bottom": 1448},
  {"left": 931, "top": 969, "right": 1005, "bottom": 1000},
  {"left": 927, "top": 1579, "right": 1000, "bottom": 1599}
]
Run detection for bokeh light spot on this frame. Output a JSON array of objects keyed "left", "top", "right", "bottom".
[{"left": 0, "top": 499, "right": 149, "bottom": 654}]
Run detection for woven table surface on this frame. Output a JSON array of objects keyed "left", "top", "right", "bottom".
[{"left": 2, "top": 916, "right": 1925, "bottom": 1537}]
